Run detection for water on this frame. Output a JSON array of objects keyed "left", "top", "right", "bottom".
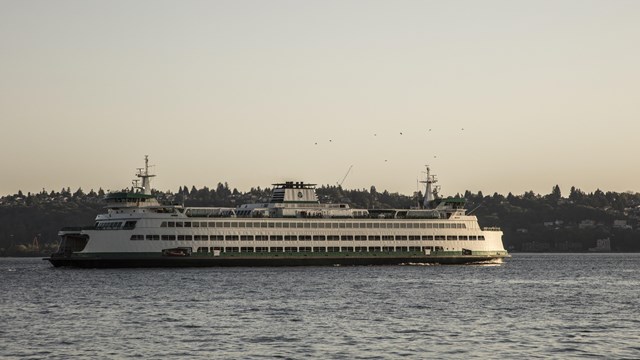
[{"left": 1, "top": 254, "right": 639, "bottom": 359}]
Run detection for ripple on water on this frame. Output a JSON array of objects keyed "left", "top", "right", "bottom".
[{"left": 2, "top": 254, "right": 640, "bottom": 359}]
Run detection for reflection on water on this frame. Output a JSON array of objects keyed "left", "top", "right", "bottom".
[{"left": 1, "top": 254, "right": 639, "bottom": 359}]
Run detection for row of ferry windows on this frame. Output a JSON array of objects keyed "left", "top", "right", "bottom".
[
  {"left": 161, "top": 221, "right": 467, "bottom": 229},
  {"left": 131, "top": 234, "right": 485, "bottom": 241},
  {"left": 194, "top": 246, "right": 442, "bottom": 253}
]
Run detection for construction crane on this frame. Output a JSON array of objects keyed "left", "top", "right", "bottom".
[{"left": 337, "top": 165, "right": 353, "bottom": 187}]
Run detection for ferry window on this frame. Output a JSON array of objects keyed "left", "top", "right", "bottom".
[
  {"left": 161, "top": 222, "right": 167, "bottom": 227},
  {"left": 240, "top": 235, "right": 253, "bottom": 241},
  {"left": 369, "top": 235, "right": 381, "bottom": 241},
  {"left": 123, "top": 221, "right": 137, "bottom": 230},
  {"left": 409, "top": 236, "right": 420, "bottom": 241},
  {"left": 341, "top": 235, "right": 353, "bottom": 241},
  {"left": 192, "top": 222, "right": 200, "bottom": 228},
  {"left": 256, "top": 235, "right": 268, "bottom": 241},
  {"left": 252, "top": 222, "right": 261, "bottom": 228},
  {"left": 256, "top": 247, "right": 269, "bottom": 253},
  {"left": 422, "top": 235, "right": 434, "bottom": 240},
  {"left": 244, "top": 222, "right": 253, "bottom": 228},
  {"left": 176, "top": 222, "right": 183, "bottom": 228},
  {"left": 359, "top": 223, "right": 366, "bottom": 228},
  {"left": 129, "top": 235, "right": 143, "bottom": 240},
  {"left": 303, "top": 223, "right": 310, "bottom": 229},
  {"left": 295, "top": 223, "right": 303, "bottom": 229},
  {"left": 313, "top": 247, "right": 326, "bottom": 253},
  {"left": 369, "top": 246, "right": 381, "bottom": 252},
  {"left": 240, "top": 247, "right": 254, "bottom": 253},
  {"left": 237, "top": 222, "right": 245, "bottom": 228},
  {"left": 438, "top": 223, "right": 445, "bottom": 229},
  {"left": 327, "top": 247, "right": 340, "bottom": 252},
  {"left": 318, "top": 223, "right": 325, "bottom": 229},
  {"left": 230, "top": 222, "right": 238, "bottom": 228},
  {"left": 226, "top": 235, "right": 239, "bottom": 241},
  {"left": 261, "top": 223, "right": 268, "bottom": 228},
  {"left": 354, "top": 235, "right": 366, "bottom": 241},
  {"left": 168, "top": 222, "right": 175, "bottom": 228},
  {"left": 271, "top": 247, "right": 284, "bottom": 253},
  {"left": 276, "top": 222, "right": 283, "bottom": 228},
  {"left": 299, "top": 235, "right": 312, "bottom": 241},
  {"left": 332, "top": 223, "right": 339, "bottom": 229},
  {"left": 212, "top": 235, "right": 224, "bottom": 241},
  {"left": 285, "top": 247, "right": 297, "bottom": 252},
  {"left": 420, "top": 223, "right": 426, "bottom": 229},
  {"left": 345, "top": 223, "right": 352, "bottom": 229},
  {"left": 435, "top": 235, "right": 445, "bottom": 240},
  {"left": 197, "top": 247, "right": 208, "bottom": 253},
  {"left": 313, "top": 235, "right": 326, "bottom": 241},
  {"left": 268, "top": 222, "right": 275, "bottom": 228},
  {"left": 223, "top": 222, "right": 230, "bottom": 227},
  {"left": 447, "top": 236, "right": 457, "bottom": 240},
  {"left": 341, "top": 247, "right": 354, "bottom": 252},
  {"left": 400, "top": 223, "right": 407, "bottom": 229},
  {"left": 270, "top": 235, "right": 283, "bottom": 241},
  {"left": 352, "top": 223, "right": 359, "bottom": 229},
  {"left": 327, "top": 235, "right": 340, "bottom": 241},
  {"left": 459, "top": 236, "right": 468, "bottom": 240},
  {"left": 469, "top": 236, "right": 477, "bottom": 240},
  {"left": 310, "top": 223, "right": 317, "bottom": 229},
  {"left": 395, "top": 236, "right": 407, "bottom": 241},
  {"left": 382, "top": 235, "right": 393, "bottom": 241},
  {"left": 201, "top": 222, "right": 208, "bottom": 227},
  {"left": 285, "top": 235, "right": 297, "bottom": 241},
  {"left": 478, "top": 236, "right": 485, "bottom": 240},
  {"left": 184, "top": 222, "right": 191, "bottom": 228}
]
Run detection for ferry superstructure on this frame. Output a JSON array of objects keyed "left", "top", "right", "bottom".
[{"left": 46, "top": 157, "right": 508, "bottom": 267}]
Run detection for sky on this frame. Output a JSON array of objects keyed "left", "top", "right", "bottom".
[{"left": 1, "top": 0, "right": 639, "bottom": 197}]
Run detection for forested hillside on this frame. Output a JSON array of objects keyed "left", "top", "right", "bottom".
[{"left": 2, "top": 183, "right": 640, "bottom": 255}]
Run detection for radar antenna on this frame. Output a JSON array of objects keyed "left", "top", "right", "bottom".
[
  {"left": 134, "top": 155, "right": 156, "bottom": 195},
  {"left": 419, "top": 165, "right": 439, "bottom": 208}
]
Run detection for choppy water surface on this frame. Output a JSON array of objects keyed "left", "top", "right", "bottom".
[{"left": 1, "top": 254, "right": 639, "bottom": 359}]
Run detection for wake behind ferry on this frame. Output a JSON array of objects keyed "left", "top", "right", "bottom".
[{"left": 46, "top": 157, "right": 508, "bottom": 268}]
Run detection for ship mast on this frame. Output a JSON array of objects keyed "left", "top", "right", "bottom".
[
  {"left": 419, "top": 165, "right": 438, "bottom": 208},
  {"left": 135, "top": 155, "right": 155, "bottom": 195}
]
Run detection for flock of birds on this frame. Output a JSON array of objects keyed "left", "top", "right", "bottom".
[{"left": 312, "top": 128, "right": 466, "bottom": 163}]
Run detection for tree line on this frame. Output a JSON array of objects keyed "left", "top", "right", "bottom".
[{"left": 2, "top": 183, "right": 640, "bottom": 255}]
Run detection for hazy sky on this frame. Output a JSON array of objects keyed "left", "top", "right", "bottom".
[{"left": 2, "top": 0, "right": 639, "bottom": 197}]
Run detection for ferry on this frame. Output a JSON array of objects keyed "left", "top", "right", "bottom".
[{"left": 45, "top": 157, "right": 508, "bottom": 268}]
